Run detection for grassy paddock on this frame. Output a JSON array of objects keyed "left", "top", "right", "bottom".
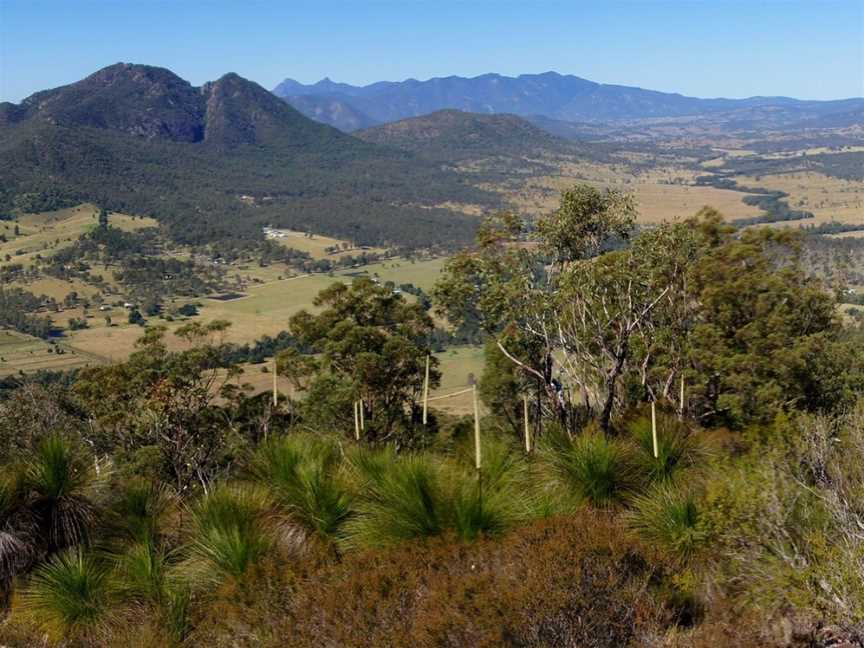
[
  {"left": 0, "top": 330, "right": 94, "bottom": 377},
  {"left": 61, "top": 257, "right": 450, "bottom": 364},
  {"left": 266, "top": 228, "right": 386, "bottom": 260},
  {"left": 0, "top": 204, "right": 157, "bottom": 268}
]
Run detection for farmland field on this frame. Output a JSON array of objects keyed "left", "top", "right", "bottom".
[
  {"left": 60, "top": 257, "right": 450, "bottom": 365},
  {"left": 496, "top": 160, "right": 765, "bottom": 222},
  {"left": 0, "top": 330, "right": 95, "bottom": 377},
  {"left": 429, "top": 345, "right": 486, "bottom": 416},
  {"left": 266, "top": 228, "right": 387, "bottom": 260},
  {"left": 0, "top": 204, "right": 157, "bottom": 268},
  {"left": 734, "top": 171, "right": 864, "bottom": 226}
]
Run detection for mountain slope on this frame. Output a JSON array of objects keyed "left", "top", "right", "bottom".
[
  {"left": 0, "top": 64, "right": 494, "bottom": 248},
  {"left": 273, "top": 71, "right": 864, "bottom": 126},
  {"left": 282, "top": 94, "right": 379, "bottom": 131},
  {"left": 355, "top": 109, "right": 574, "bottom": 160}
]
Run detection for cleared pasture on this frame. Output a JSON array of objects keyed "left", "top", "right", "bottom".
[
  {"left": 266, "top": 228, "right": 386, "bottom": 260},
  {"left": 63, "top": 257, "right": 449, "bottom": 362},
  {"left": 0, "top": 204, "right": 157, "bottom": 268},
  {"left": 498, "top": 161, "right": 763, "bottom": 222},
  {"left": 0, "top": 330, "right": 94, "bottom": 377},
  {"left": 734, "top": 172, "right": 864, "bottom": 226}
]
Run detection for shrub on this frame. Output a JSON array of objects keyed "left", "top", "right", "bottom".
[
  {"left": 279, "top": 513, "right": 678, "bottom": 648},
  {"left": 626, "top": 483, "right": 708, "bottom": 565},
  {"left": 248, "top": 434, "right": 352, "bottom": 545},
  {"left": 17, "top": 548, "right": 110, "bottom": 643},
  {"left": 541, "top": 428, "right": 640, "bottom": 508}
]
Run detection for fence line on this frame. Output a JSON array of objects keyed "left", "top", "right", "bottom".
[{"left": 425, "top": 386, "right": 474, "bottom": 402}]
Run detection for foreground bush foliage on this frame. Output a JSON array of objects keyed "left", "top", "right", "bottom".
[{"left": 2, "top": 198, "right": 864, "bottom": 646}]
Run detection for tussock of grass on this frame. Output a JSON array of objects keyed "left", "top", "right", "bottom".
[
  {"left": 249, "top": 434, "right": 352, "bottom": 543},
  {"left": 343, "top": 438, "right": 533, "bottom": 549},
  {"left": 182, "top": 485, "right": 273, "bottom": 586},
  {"left": 541, "top": 428, "right": 640, "bottom": 508},
  {"left": 626, "top": 483, "right": 707, "bottom": 565},
  {"left": 18, "top": 548, "right": 109, "bottom": 642},
  {"left": 627, "top": 413, "right": 707, "bottom": 484}
]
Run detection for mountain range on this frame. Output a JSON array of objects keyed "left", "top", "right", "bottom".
[
  {"left": 0, "top": 63, "right": 493, "bottom": 248},
  {"left": 273, "top": 71, "right": 864, "bottom": 134}
]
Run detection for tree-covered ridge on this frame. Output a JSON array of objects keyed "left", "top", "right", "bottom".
[
  {"left": 355, "top": 109, "right": 576, "bottom": 161},
  {"left": 0, "top": 64, "right": 496, "bottom": 249}
]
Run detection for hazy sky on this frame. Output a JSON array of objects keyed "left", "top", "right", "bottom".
[{"left": 1, "top": 0, "right": 862, "bottom": 103}]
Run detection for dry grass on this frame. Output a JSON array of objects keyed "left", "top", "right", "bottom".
[
  {"left": 0, "top": 330, "right": 94, "bottom": 377},
  {"left": 499, "top": 160, "right": 762, "bottom": 223},
  {"left": 429, "top": 346, "right": 485, "bottom": 415},
  {"left": 735, "top": 171, "right": 864, "bottom": 226},
  {"left": 0, "top": 204, "right": 157, "bottom": 268},
  {"left": 61, "top": 257, "right": 450, "bottom": 365}
]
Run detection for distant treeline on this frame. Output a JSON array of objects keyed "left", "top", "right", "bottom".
[{"left": 0, "top": 287, "right": 56, "bottom": 338}]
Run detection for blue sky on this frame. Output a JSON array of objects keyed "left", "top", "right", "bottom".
[{"left": 1, "top": 0, "right": 862, "bottom": 103}]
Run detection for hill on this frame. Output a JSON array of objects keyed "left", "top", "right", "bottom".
[
  {"left": 272, "top": 71, "right": 864, "bottom": 127},
  {"left": 355, "top": 109, "right": 576, "bottom": 160},
  {"left": 0, "top": 64, "right": 494, "bottom": 249}
]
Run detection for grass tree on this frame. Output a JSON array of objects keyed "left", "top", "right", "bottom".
[
  {"left": 343, "top": 440, "right": 535, "bottom": 549},
  {"left": 18, "top": 548, "right": 110, "bottom": 643},
  {"left": 21, "top": 434, "right": 106, "bottom": 553},
  {"left": 450, "top": 437, "right": 531, "bottom": 541},
  {"left": 0, "top": 475, "right": 32, "bottom": 598},
  {"left": 342, "top": 452, "right": 445, "bottom": 549},
  {"left": 627, "top": 412, "right": 707, "bottom": 484},
  {"left": 626, "top": 483, "right": 707, "bottom": 565},
  {"left": 249, "top": 434, "right": 352, "bottom": 545},
  {"left": 182, "top": 484, "right": 273, "bottom": 587},
  {"left": 541, "top": 428, "right": 641, "bottom": 509}
]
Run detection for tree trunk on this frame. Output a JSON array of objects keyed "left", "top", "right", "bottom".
[{"left": 599, "top": 349, "right": 628, "bottom": 433}]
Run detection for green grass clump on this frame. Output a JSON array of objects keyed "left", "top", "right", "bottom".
[
  {"left": 627, "top": 413, "right": 706, "bottom": 484},
  {"left": 249, "top": 434, "right": 351, "bottom": 542},
  {"left": 542, "top": 429, "right": 640, "bottom": 509},
  {"left": 450, "top": 437, "right": 530, "bottom": 541},
  {"left": 104, "top": 479, "right": 174, "bottom": 545},
  {"left": 183, "top": 485, "right": 273, "bottom": 585},
  {"left": 21, "top": 435, "right": 105, "bottom": 551},
  {"left": 626, "top": 483, "right": 707, "bottom": 564},
  {"left": 19, "top": 548, "right": 109, "bottom": 642},
  {"left": 344, "top": 439, "right": 534, "bottom": 548},
  {"left": 343, "top": 452, "right": 445, "bottom": 549}
]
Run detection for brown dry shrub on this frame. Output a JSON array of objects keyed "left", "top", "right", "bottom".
[{"left": 276, "top": 511, "right": 681, "bottom": 648}]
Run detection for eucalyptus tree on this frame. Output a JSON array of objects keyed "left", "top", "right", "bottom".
[
  {"left": 435, "top": 184, "right": 690, "bottom": 431},
  {"left": 286, "top": 278, "right": 440, "bottom": 444}
]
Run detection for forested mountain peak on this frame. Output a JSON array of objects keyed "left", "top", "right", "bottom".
[
  {"left": 8, "top": 62, "right": 206, "bottom": 142},
  {"left": 0, "top": 64, "right": 493, "bottom": 248},
  {"left": 200, "top": 70, "right": 345, "bottom": 148},
  {"left": 0, "top": 63, "right": 347, "bottom": 149}
]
